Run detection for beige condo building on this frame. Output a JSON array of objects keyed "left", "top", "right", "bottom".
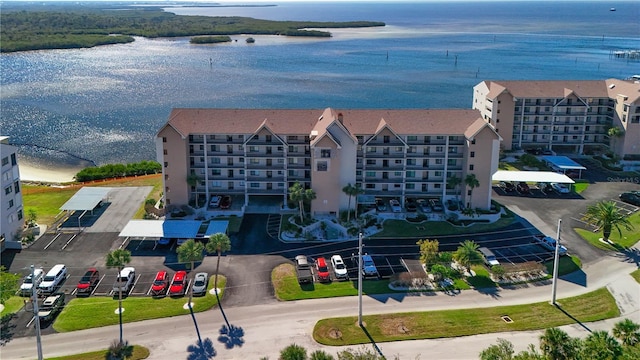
[
  {"left": 156, "top": 108, "right": 501, "bottom": 216},
  {"left": 0, "top": 136, "right": 24, "bottom": 252},
  {"left": 472, "top": 79, "right": 640, "bottom": 158}
]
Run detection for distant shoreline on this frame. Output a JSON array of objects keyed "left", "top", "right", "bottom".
[{"left": 17, "top": 155, "right": 87, "bottom": 184}]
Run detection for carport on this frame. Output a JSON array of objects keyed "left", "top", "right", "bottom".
[
  {"left": 59, "top": 187, "right": 112, "bottom": 229},
  {"left": 541, "top": 156, "right": 586, "bottom": 178},
  {"left": 492, "top": 171, "right": 575, "bottom": 184},
  {"left": 118, "top": 220, "right": 203, "bottom": 249},
  {"left": 204, "top": 220, "right": 229, "bottom": 236}
]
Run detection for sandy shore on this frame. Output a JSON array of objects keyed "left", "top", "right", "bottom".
[{"left": 18, "top": 159, "right": 83, "bottom": 184}]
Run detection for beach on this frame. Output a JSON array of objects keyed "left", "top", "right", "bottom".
[{"left": 17, "top": 155, "right": 86, "bottom": 184}]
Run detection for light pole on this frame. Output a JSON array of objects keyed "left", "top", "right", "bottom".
[
  {"left": 31, "top": 265, "right": 43, "bottom": 360},
  {"left": 358, "top": 232, "right": 363, "bottom": 327},
  {"left": 551, "top": 219, "right": 561, "bottom": 305}
]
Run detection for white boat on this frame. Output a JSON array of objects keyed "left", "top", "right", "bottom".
[{"left": 610, "top": 7, "right": 616, "bottom": 11}]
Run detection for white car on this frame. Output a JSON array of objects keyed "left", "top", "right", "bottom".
[
  {"left": 551, "top": 183, "right": 570, "bottom": 194},
  {"left": 330, "top": 255, "right": 348, "bottom": 279},
  {"left": 209, "top": 195, "right": 222, "bottom": 208},
  {"left": 389, "top": 199, "right": 402, "bottom": 213},
  {"left": 20, "top": 268, "right": 44, "bottom": 296},
  {"left": 534, "top": 235, "right": 567, "bottom": 255}
]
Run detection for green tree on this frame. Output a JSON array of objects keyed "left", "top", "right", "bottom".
[
  {"left": 612, "top": 319, "right": 640, "bottom": 347},
  {"left": 512, "top": 344, "right": 543, "bottom": 360},
  {"left": 416, "top": 239, "right": 439, "bottom": 269},
  {"left": 607, "top": 126, "right": 624, "bottom": 152},
  {"left": 27, "top": 209, "right": 38, "bottom": 227},
  {"left": 447, "top": 175, "right": 462, "bottom": 202},
  {"left": 539, "top": 327, "right": 580, "bottom": 360},
  {"left": 464, "top": 173, "right": 480, "bottom": 209},
  {"left": 289, "top": 181, "right": 316, "bottom": 223},
  {"left": 582, "top": 330, "right": 623, "bottom": 360},
  {"left": 582, "top": 201, "right": 634, "bottom": 243},
  {"left": 0, "top": 266, "right": 21, "bottom": 305},
  {"left": 453, "top": 240, "right": 483, "bottom": 274},
  {"left": 106, "top": 339, "right": 133, "bottom": 360},
  {"left": 279, "top": 344, "right": 307, "bottom": 360},
  {"left": 342, "top": 183, "right": 357, "bottom": 223},
  {"left": 205, "top": 232, "right": 232, "bottom": 329},
  {"left": 105, "top": 249, "right": 132, "bottom": 346},
  {"left": 310, "top": 350, "right": 334, "bottom": 360},
  {"left": 177, "top": 239, "right": 205, "bottom": 306},
  {"left": 480, "top": 338, "right": 514, "bottom": 360}
]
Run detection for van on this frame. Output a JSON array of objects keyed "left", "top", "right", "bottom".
[
  {"left": 39, "top": 264, "right": 67, "bottom": 294},
  {"left": 20, "top": 268, "right": 44, "bottom": 296},
  {"left": 479, "top": 247, "right": 500, "bottom": 266}
]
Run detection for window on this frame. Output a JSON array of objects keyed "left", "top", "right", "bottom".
[
  {"left": 469, "top": 164, "right": 474, "bottom": 171},
  {"left": 164, "top": 162, "right": 168, "bottom": 168},
  {"left": 366, "top": 159, "right": 376, "bottom": 165},
  {"left": 17, "top": 209, "right": 23, "bottom": 221},
  {"left": 366, "top": 184, "right": 375, "bottom": 189},
  {"left": 163, "top": 149, "right": 167, "bottom": 155},
  {"left": 407, "top": 159, "right": 416, "bottom": 166},
  {"left": 266, "top": 135, "right": 272, "bottom": 142},
  {"left": 367, "top": 147, "right": 376, "bottom": 153},
  {"left": 249, "top": 146, "right": 259, "bottom": 153},
  {"left": 8, "top": 199, "right": 14, "bottom": 208},
  {"left": 366, "top": 171, "right": 376, "bottom": 177},
  {"left": 10, "top": 154, "right": 16, "bottom": 166},
  {"left": 321, "top": 149, "right": 331, "bottom": 158},
  {"left": 383, "top": 135, "right": 390, "bottom": 143},
  {"left": 394, "top": 171, "right": 402, "bottom": 176},
  {"left": 448, "top": 159, "right": 457, "bottom": 166},
  {"left": 471, "top": 139, "right": 476, "bottom": 145},
  {"left": 395, "top": 146, "right": 403, "bottom": 152},
  {"left": 470, "top": 151, "right": 475, "bottom": 158},
  {"left": 436, "top": 146, "right": 444, "bottom": 152},
  {"left": 406, "top": 183, "right": 415, "bottom": 189},
  {"left": 395, "top": 159, "right": 402, "bottom": 164},
  {"left": 407, "top": 136, "right": 417, "bottom": 141},
  {"left": 212, "top": 169, "right": 221, "bottom": 176},
  {"left": 434, "top": 184, "right": 441, "bottom": 189},
  {"left": 227, "top": 135, "right": 233, "bottom": 142},
  {"left": 14, "top": 181, "right": 20, "bottom": 193},
  {"left": 278, "top": 158, "right": 285, "bottom": 164},
  {"left": 1, "top": 157, "right": 7, "bottom": 166},
  {"left": 407, "top": 171, "right": 415, "bottom": 178},
  {"left": 435, "top": 171, "right": 442, "bottom": 177},
  {"left": 250, "top": 170, "right": 260, "bottom": 176},
  {"left": 317, "top": 161, "right": 328, "bottom": 171},
  {"left": 435, "top": 159, "right": 443, "bottom": 165},
  {"left": 4, "top": 186, "right": 11, "bottom": 195},
  {"left": 162, "top": 137, "right": 167, "bottom": 143},
  {"left": 250, "top": 182, "right": 259, "bottom": 188},
  {"left": 448, "top": 147, "right": 457, "bottom": 153}
]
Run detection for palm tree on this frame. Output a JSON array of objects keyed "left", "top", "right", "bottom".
[
  {"left": 582, "top": 330, "right": 623, "bottom": 360},
  {"left": 582, "top": 200, "right": 634, "bottom": 243},
  {"left": 453, "top": 240, "right": 484, "bottom": 274},
  {"left": 177, "top": 239, "right": 206, "bottom": 344},
  {"left": 612, "top": 319, "right": 640, "bottom": 347},
  {"left": 106, "top": 339, "right": 133, "bottom": 360},
  {"left": 105, "top": 249, "right": 132, "bottom": 346},
  {"left": 447, "top": 175, "right": 462, "bottom": 202},
  {"left": 352, "top": 183, "right": 364, "bottom": 221},
  {"left": 607, "top": 126, "right": 624, "bottom": 153},
  {"left": 539, "top": 327, "right": 580, "bottom": 360},
  {"left": 289, "top": 181, "right": 317, "bottom": 223},
  {"left": 205, "top": 232, "right": 231, "bottom": 329},
  {"left": 464, "top": 173, "right": 480, "bottom": 209},
  {"left": 342, "top": 183, "right": 356, "bottom": 222}
]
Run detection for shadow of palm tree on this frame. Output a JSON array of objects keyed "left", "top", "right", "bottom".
[
  {"left": 555, "top": 304, "right": 592, "bottom": 333},
  {"left": 218, "top": 324, "right": 245, "bottom": 349},
  {"left": 187, "top": 338, "right": 216, "bottom": 360}
]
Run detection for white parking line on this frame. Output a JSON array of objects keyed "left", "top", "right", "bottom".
[
  {"left": 26, "top": 316, "right": 35, "bottom": 328},
  {"left": 43, "top": 233, "right": 62, "bottom": 250},
  {"left": 60, "top": 234, "right": 78, "bottom": 250}
]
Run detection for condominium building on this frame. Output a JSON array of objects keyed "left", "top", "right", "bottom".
[
  {"left": 472, "top": 79, "right": 640, "bottom": 158},
  {"left": 0, "top": 136, "right": 24, "bottom": 252},
  {"left": 156, "top": 108, "right": 501, "bottom": 216}
]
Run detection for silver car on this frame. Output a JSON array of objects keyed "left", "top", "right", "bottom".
[{"left": 192, "top": 272, "right": 208, "bottom": 296}]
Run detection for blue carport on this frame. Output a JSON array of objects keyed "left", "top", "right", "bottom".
[
  {"left": 541, "top": 156, "right": 586, "bottom": 178},
  {"left": 204, "top": 220, "right": 229, "bottom": 237}
]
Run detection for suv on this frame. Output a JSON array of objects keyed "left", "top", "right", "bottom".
[
  {"left": 169, "top": 271, "right": 187, "bottom": 296},
  {"left": 330, "top": 255, "right": 348, "bottom": 279},
  {"left": 479, "top": 247, "right": 500, "bottom": 266},
  {"left": 361, "top": 254, "right": 378, "bottom": 277},
  {"left": 38, "top": 293, "right": 65, "bottom": 322},
  {"left": 20, "top": 268, "right": 44, "bottom": 296},
  {"left": 315, "top": 257, "right": 331, "bottom": 283},
  {"left": 39, "top": 264, "right": 67, "bottom": 294},
  {"left": 76, "top": 268, "right": 100, "bottom": 295},
  {"left": 113, "top": 267, "right": 136, "bottom": 294},
  {"left": 150, "top": 271, "right": 169, "bottom": 296}
]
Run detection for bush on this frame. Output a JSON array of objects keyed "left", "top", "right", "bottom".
[{"left": 279, "top": 344, "right": 307, "bottom": 360}]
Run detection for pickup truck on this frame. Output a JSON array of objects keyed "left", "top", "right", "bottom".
[
  {"left": 113, "top": 267, "right": 136, "bottom": 294},
  {"left": 295, "top": 255, "right": 314, "bottom": 284},
  {"left": 533, "top": 235, "right": 567, "bottom": 256}
]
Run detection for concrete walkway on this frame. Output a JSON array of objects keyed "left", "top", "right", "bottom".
[{"left": 3, "top": 245, "right": 639, "bottom": 360}]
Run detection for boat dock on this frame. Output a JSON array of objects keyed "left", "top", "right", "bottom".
[{"left": 610, "top": 49, "right": 640, "bottom": 61}]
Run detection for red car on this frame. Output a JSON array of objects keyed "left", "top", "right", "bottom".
[
  {"left": 315, "top": 257, "right": 331, "bottom": 283},
  {"left": 150, "top": 271, "right": 168, "bottom": 296},
  {"left": 220, "top": 195, "right": 232, "bottom": 209},
  {"left": 169, "top": 271, "right": 187, "bottom": 296},
  {"left": 76, "top": 268, "right": 99, "bottom": 295}
]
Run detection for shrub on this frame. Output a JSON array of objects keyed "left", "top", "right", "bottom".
[{"left": 279, "top": 344, "right": 307, "bottom": 360}]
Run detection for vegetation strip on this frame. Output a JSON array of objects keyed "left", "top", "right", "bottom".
[
  {"left": 45, "top": 345, "right": 150, "bottom": 360},
  {"left": 313, "top": 287, "right": 618, "bottom": 346}
]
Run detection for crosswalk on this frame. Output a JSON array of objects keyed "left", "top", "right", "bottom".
[{"left": 266, "top": 214, "right": 282, "bottom": 239}]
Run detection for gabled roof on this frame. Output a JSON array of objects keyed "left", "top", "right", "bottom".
[
  {"left": 244, "top": 119, "right": 286, "bottom": 145},
  {"left": 464, "top": 118, "right": 502, "bottom": 142},
  {"left": 485, "top": 80, "right": 610, "bottom": 99},
  {"left": 363, "top": 117, "right": 408, "bottom": 147}
]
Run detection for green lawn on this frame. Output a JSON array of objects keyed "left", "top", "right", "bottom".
[
  {"left": 631, "top": 269, "right": 640, "bottom": 284},
  {"left": 313, "top": 287, "right": 618, "bottom": 346},
  {"left": 467, "top": 265, "right": 497, "bottom": 289},
  {"left": 46, "top": 345, "right": 150, "bottom": 360},
  {"left": 573, "top": 180, "right": 590, "bottom": 194},
  {"left": 22, "top": 185, "right": 78, "bottom": 225},
  {"left": 574, "top": 210, "right": 640, "bottom": 251},
  {"left": 544, "top": 255, "right": 582, "bottom": 276},
  {"left": 272, "top": 264, "right": 398, "bottom": 301},
  {"left": 54, "top": 277, "right": 225, "bottom": 332},
  {"left": 1, "top": 296, "right": 26, "bottom": 316}
]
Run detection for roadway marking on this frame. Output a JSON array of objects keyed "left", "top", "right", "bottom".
[
  {"left": 26, "top": 316, "right": 35, "bottom": 328},
  {"left": 60, "top": 234, "right": 78, "bottom": 250},
  {"left": 43, "top": 233, "right": 62, "bottom": 250}
]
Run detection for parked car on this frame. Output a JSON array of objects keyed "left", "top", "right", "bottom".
[
  {"left": 150, "top": 271, "right": 169, "bottom": 296},
  {"left": 361, "top": 254, "right": 378, "bottom": 277},
  {"left": 113, "top": 267, "right": 136, "bottom": 294},
  {"left": 295, "top": 255, "right": 313, "bottom": 284},
  {"left": 330, "top": 255, "right": 348, "bottom": 279},
  {"left": 192, "top": 272, "right": 209, "bottom": 296},
  {"left": 375, "top": 198, "right": 387, "bottom": 212},
  {"left": 39, "top": 264, "right": 67, "bottom": 294},
  {"left": 516, "top": 182, "right": 530, "bottom": 194},
  {"left": 619, "top": 192, "right": 640, "bottom": 206},
  {"left": 38, "top": 293, "right": 65, "bottom": 322},
  {"left": 20, "top": 268, "right": 44, "bottom": 296},
  {"left": 416, "top": 199, "right": 432, "bottom": 213},
  {"left": 551, "top": 182, "right": 570, "bottom": 194},
  {"left": 76, "top": 268, "right": 100, "bottom": 295},
  {"left": 429, "top": 198, "right": 444, "bottom": 211},
  {"left": 209, "top": 195, "right": 221, "bottom": 208},
  {"left": 169, "top": 270, "right": 187, "bottom": 296},
  {"left": 538, "top": 182, "right": 554, "bottom": 194},
  {"left": 479, "top": 247, "right": 500, "bottom": 266},
  {"left": 315, "top": 257, "right": 331, "bottom": 283},
  {"left": 534, "top": 235, "right": 567, "bottom": 256},
  {"left": 220, "top": 195, "right": 232, "bottom": 209},
  {"left": 389, "top": 199, "right": 402, "bottom": 213},
  {"left": 405, "top": 198, "right": 417, "bottom": 212},
  {"left": 500, "top": 181, "right": 516, "bottom": 192}
]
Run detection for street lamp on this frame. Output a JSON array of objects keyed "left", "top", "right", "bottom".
[
  {"left": 551, "top": 219, "right": 561, "bottom": 305},
  {"left": 358, "top": 232, "right": 363, "bottom": 327},
  {"left": 31, "top": 265, "right": 43, "bottom": 360}
]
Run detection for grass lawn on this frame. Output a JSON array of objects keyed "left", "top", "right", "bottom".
[
  {"left": 45, "top": 345, "right": 149, "bottom": 360},
  {"left": 631, "top": 269, "right": 640, "bottom": 284},
  {"left": 1, "top": 296, "right": 27, "bottom": 316},
  {"left": 54, "top": 277, "right": 225, "bottom": 332},
  {"left": 373, "top": 215, "right": 515, "bottom": 238},
  {"left": 573, "top": 180, "right": 589, "bottom": 194},
  {"left": 313, "top": 287, "right": 618, "bottom": 346},
  {"left": 467, "top": 265, "right": 497, "bottom": 289},
  {"left": 272, "top": 264, "right": 398, "bottom": 301},
  {"left": 544, "top": 255, "right": 582, "bottom": 276},
  {"left": 574, "top": 210, "right": 640, "bottom": 251}
]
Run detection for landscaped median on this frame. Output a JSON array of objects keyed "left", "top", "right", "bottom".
[
  {"left": 54, "top": 277, "right": 225, "bottom": 332},
  {"left": 574, "top": 209, "right": 640, "bottom": 251},
  {"left": 45, "top": 345, "right": 149, "bottom": 360},
  {"left": 312, "top": 287, "right": 618, "bottom": 346}
]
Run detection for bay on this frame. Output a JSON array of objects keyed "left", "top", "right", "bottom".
[{"left": 1, "top": 1, "right": 638, "bottom": 168}]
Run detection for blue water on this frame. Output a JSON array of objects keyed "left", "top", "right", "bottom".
[{"left": 1, "top": 1, "right": 639, "bottom": 166}]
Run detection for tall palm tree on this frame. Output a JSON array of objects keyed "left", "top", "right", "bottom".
[
  {"left": 342, "top": 183, "right": 356, "bottom": 222},
  {"left": 464, "top": 173, "right": 480, "bottom": 209},
  {"left": 289, "top": 181, "right": 316, "bottom": 223},
  {"left": 447, "top": 175, "right": 462, "bottom": 202},
  {"left": 607, "top": 126, "right": 624, "bottom": 153},
  {"left": 453, "top": 240, "right": 483, "bottom": 274},
  {"left": 539, "top": 327, "right": 580, "bottom": 360},
  {"left": 205, "top": 232, "right": 231, "bottom": 329},
  {"left": 582, "top": 330, "right": 623, "bottom": 360},
  {"left": 612, "top": 318, "right": 640, "bottom": 347},
  {"left": 582, "top": 201, "right": 634, "bottom": 243},
  {"left": 352, "top": 183, "right": 364, "bottom": 221},
  {"left": 177, "top": 239, "right": 206, "bottom": 344},
  {"left": 105, "top": 249, "right": 131, "bottom": 346}
]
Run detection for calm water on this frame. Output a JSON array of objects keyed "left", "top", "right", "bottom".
[{"left": 1, "top": 1, "right": 639, "bottom": 167}]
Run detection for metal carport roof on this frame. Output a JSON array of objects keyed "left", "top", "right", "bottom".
[
  {"left": 204, "top": 220, "right": 229, "bottom": 236},
  {"left": 118, "top": 220, "right": 203, "bottom": 238},
  {"left": 60, "top": 187, "right": 112, "bottom": 211},
  {"left": 541, "top": 156, "right": 587, "bottom": 170},
  {"left": 492, "top": 171, "right": 575, "bottom": 184}
]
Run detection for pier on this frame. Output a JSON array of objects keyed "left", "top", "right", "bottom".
[{"left": 610, "top": 49, "right": 640, "bottom": 61}]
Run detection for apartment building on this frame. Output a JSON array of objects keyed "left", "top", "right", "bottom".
[
  {"left": 0, "top": 136, "right": 24, "bottom": 252},
  {"left": 156, "top": 108, "right": 501, "bottom": 216},
  {"left": 472, "top": 79, "right": 640, "bottom": 158}
]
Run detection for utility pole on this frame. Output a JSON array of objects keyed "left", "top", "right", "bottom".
[
  {"left": 31, "top": 265, "right": 43, "bottom": 360},
  {"left": 551, "top": 219, "right": 561, "bottom": 305},
  {"left": 358, "top": 232, "right": 363, "bottom": 327}
]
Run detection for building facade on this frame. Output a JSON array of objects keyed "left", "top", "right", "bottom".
[
  {"left": 472, "top": 79, "right": 640, "bottom": 158},
  {"left": 0, "top": 136, "right": 24, "bottom": 252},
  {"left": 156, "top": 108, "right": 501, "bottom": 216}
]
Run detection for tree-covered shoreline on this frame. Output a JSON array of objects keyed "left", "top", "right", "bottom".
[{"left": 0, "top": 4, "right": 385, "bottom": 53}]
